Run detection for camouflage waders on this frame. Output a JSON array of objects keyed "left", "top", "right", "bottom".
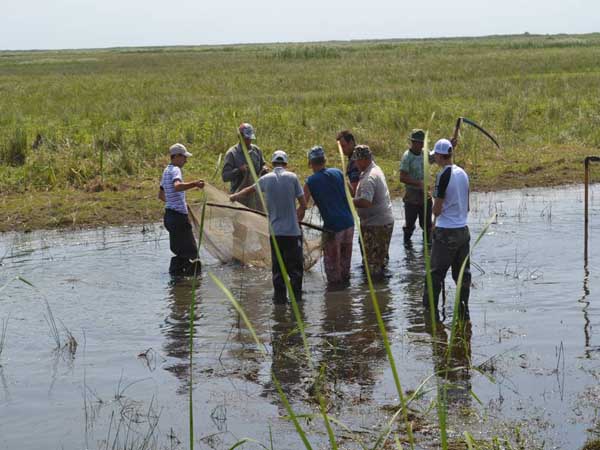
[{"left": 360, "top": 223, "right": 394, "bottom": 277}]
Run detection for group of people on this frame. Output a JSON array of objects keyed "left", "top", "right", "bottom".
[{"left": 159, "top": 122, "right": 472, "bottom": 319}]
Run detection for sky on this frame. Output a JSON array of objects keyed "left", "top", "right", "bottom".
[{"left": 1, "top": 0, "right": 598, "bottom": 50}]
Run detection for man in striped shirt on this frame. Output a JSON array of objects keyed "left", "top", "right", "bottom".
[{"left": 159, "top": 143, "right": 205, "bottom": 275}]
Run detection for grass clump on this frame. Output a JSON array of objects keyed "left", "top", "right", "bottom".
[
  {"left": 2, "top": 126, "right": 27, "bottom": 166},
  {"left": 270, "top": 45, "right": 342, "bottom": 60}
]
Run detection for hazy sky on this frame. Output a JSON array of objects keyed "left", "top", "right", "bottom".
[{"left": 1, "top": 0, "right": 598, "bottom": 50}]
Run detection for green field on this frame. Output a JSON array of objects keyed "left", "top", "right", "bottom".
[{"left": 2, "top": 33, "right": 600, "bottom": 231}]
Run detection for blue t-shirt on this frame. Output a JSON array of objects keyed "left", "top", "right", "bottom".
[
  {"left": 257, "top": 167, "right": 304, "bottom": 236},
  {"left": 306, "top": 168, "right": 354, "bottom": 232}
]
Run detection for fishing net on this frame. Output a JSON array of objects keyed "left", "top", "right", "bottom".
[{"left": 188, "top": 183, "right": 323, "bottom": 270}]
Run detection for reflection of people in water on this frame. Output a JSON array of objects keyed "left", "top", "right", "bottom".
[
  {"left": 269, "top": 302, "right": 309, "bottom": 398},
  {"left": 403, "top": 243, "right": 472, "bottom": 407},
  {"left": 425, "top": 314, "right": 473, "bottom": 408},
  {"left": 162, "top": 278, "right": 201, "bottom": 393},
  {"left": 316, "top": 282, "right": 394, "bottom": 402}
]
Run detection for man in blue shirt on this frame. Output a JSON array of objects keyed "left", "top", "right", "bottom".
[
  {"left": 303, "top": 146, "right": 355, "bottom": 286},
  {"left": 230, "top": 150, "right": 308, "bottom": 303}
]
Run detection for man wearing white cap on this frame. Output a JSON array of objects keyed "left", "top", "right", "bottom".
[
  {"left": 222, "top": 122, "right": 269, "bottom": 210},
  {"left": 423, "top": 138, "right": 471, "bottom": 319},
  {"left": 159, "top": 143, "right": 205, "bottom": 275},
  {"left": 230, "top": 150, "right": 308, "bottom": 303}
]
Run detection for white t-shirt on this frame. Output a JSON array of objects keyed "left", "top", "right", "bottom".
[{"left": 433, "top": 164, "right": 469, "bottom": 228}]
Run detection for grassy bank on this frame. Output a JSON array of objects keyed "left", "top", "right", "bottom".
[{"left": 1, "top": 33, "right": 600, "bottom": 232}]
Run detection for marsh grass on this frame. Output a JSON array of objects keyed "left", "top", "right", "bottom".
[{"left": 2, "top": 34, "right": 600, "bottom": 204}]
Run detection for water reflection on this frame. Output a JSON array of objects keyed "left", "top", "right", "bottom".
[
  {"left": 162, "top": 277, "right": 202, "bottom": 391},
  {"left": 315, "top": 279, "right": 394, "bottom": 403},
  {"left": 424, "top": 316, "right": 473, "bottom": 408},
  {"left": 403, "top": 244, "right": 472, "bottom": 406},
  {"left": 270, "top": 302, "right": 309, "bottom": 398}
]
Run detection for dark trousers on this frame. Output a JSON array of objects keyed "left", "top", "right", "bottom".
[
  {"left": 423, "top": 226, "right": 471, "bottom": 317},
  {"left": 403, "top": 199, "right": 432, "bottom": 242},
  {"left": 164, "top": 209, "right": 199, "bottom": 275},
  {"left": 270, "top": 235, "right": 303, "bottom": 302}
]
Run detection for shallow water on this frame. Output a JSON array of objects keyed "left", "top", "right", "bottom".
[{"left": 0, "top": 184, "right": 599, "bottom": 450}]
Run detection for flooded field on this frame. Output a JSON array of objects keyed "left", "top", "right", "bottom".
[{"left": 1, "top": 184, "right": 599, "bottom": 450}]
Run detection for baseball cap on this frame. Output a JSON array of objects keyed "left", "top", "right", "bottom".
[
  {"left": 432, "top": 138, "right": 453, "bottom": 155},
  {"left": 169, "top": 143, "right": 192, "bottom": 157},
  {"left": 239, "top": 123, "right": 256, "bottom": 140},
  {"left": 351, "top": 144, "right": 372, "bottom": 160},
  {"left": 271, "top": 150, "right": 288, "bottom": 164},
  {"left": 410, "top": 129, "right": 425, "bottom": 142},
  {"left": 308, "top": 145, "right": 325, "bottom": 161}
]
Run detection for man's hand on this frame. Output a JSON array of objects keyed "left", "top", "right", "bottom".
[
  {"left": 196, "top": 180, "right": 205, "bottom": 189},
  {"left": 229, "top": 194, "right": 238, "bottom": 202},
  {"left": 239, "top": 164, "right": 248, "bottom": 173},
  {"left": 297, "top": 206, "right": 306, "bottom": 222}
]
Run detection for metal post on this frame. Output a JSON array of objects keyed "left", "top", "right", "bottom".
[{"left": 585, "top": 156, "right": 600, "bottom": 263}]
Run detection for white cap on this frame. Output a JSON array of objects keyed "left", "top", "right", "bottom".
[
  {"left": 169, "top": 143, "right": 192, "bottom": 157},
  {"left": 432, "top": 139, "right": 452, "bottom": 155},
  {"left": 271, "top": 150, "right": 288, "bottom": 164}
]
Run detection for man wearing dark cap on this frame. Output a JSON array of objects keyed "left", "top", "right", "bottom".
[
  {"left": 336, "top": 130, "right": 360, "bottom": 196},
  {"left": 352, "top": 145, "right": 395, "bottom": 278},
  {"left": 222, "top": 122, "right": 269, "bottom": 210},
  {"left": 303, "top": 145, "right": 355, "bottom": 286},
  {"left": 423, "top": 138, "right": 471, "bottom": 320},
  {"left": 400, "top": 129, "right": 432, "bottom": 246},
  {"left": 230, "top": 150, "right": 308, "bottom": 303}
]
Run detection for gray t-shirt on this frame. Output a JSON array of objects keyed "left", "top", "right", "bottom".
[
  {"left": 355, "top": 162, "right": 395, "bottom": 226},
  {"left": 257, "top": 167, "right": 303, "bottom": 236}
]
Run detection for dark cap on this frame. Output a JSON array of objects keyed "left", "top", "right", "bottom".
[
  {"left": 351, "top": 144, "right": 372, "bottom": 160},
  {"left": 410, "top": 129, "right": 425, "bottom": 142}
]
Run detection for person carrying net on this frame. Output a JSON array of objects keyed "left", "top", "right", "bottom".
[
  {"left": 158, "top": 143, "right": 204, "bottom": 275},
  {"left": 230, "top": 150, "right": 308, "bottom": 303},
  {"left": 303, "top": 145, "right": 354, "bottom": 287},
  {"left": 221, "top": 122, "right": 269, "bottom": 210}
]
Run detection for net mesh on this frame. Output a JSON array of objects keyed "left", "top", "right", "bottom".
[{"left": 188, "top": 183, "right": 322, "bottom": 270}]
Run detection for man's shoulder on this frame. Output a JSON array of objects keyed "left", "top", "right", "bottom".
[
  {"left": 325, "top": 167, "right": 343, "bottom": 177},
  {"left": 400, "top": 149, "right": 412, "bottom": 160},
  {"left": 225, "top": 144, "right": 240, "bottom": 155}
]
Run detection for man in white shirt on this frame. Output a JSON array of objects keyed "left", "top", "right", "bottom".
[{"left": 423, "top": 138, "right": 471, "bottom": 319}]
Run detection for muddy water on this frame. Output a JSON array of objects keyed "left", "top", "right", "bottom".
[{"left": 0, "top": 184, "right": 599, "bottom": 450}]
